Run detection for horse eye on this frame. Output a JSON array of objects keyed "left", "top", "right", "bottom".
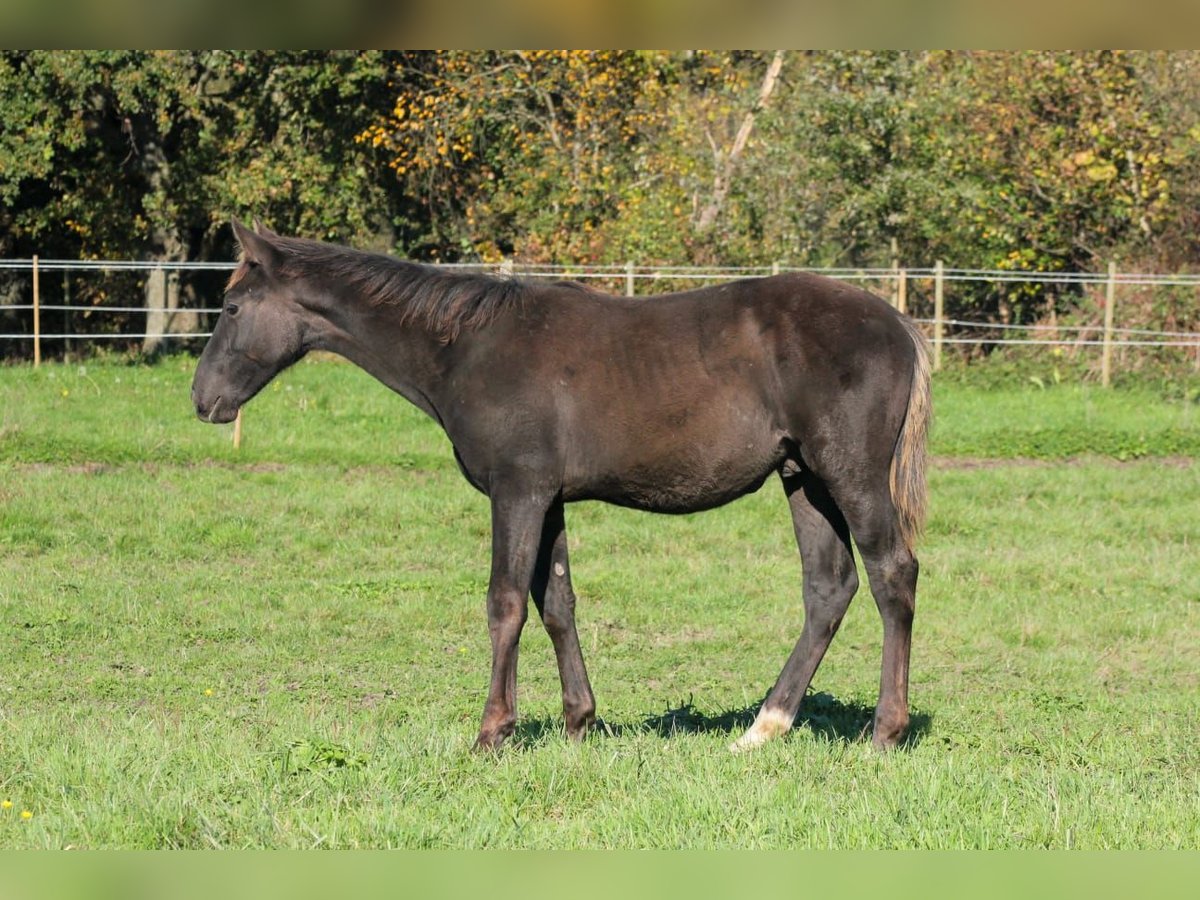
[{"left": 224, "top": 303, "right": 240, "bottom": 316}]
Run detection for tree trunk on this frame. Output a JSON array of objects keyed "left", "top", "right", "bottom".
[
  {"left": 139, "top": 131, "right": 197, "bottom": 354},
  {"left": 695, "top": 50, "right": 786, "bottom": 233},
  {"left": 143, "top": 258, "right": 193, "bottom": 355}
]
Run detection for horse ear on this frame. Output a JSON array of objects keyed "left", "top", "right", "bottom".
[
  {"left": 253, "top": 218, "right": 280, "bottom": 240},
  {"left": 231, "top": 218, "right": 282, "bottom": 270}
]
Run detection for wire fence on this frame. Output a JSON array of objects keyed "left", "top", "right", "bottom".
[{"left": 3, "top": 258, "right": 1200, "bottom": 381}]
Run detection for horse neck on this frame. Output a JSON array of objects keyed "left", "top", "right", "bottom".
[{"left": 305, "top": 281, "right": 457, "bottom": 423}]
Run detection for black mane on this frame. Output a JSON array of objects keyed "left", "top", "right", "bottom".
[{"left": 273, "top": 236, "right": 524, "bottom": 341}]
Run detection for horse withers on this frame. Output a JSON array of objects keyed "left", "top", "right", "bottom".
[{"left": 192, "top": 220, "right": 931, "bottom": 752}]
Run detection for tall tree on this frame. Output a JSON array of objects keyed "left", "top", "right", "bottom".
[
  {"left": 5, "top": 50, "right": 1200, "bottom": 352},
  {"left": 741, "top": 51, "right": 955, "bottom": 268},
  {"left": 362, "top": 50, "right": 787, "bottom": 265},
  {"left": 694, "top": 50, "right": 785, "bottom": 232},
  {"left": 0, "top": 51, "right": 402, "bottom": 350},
  {"left": 942, "top": 51, "right": 1195, "bottom": 273}
]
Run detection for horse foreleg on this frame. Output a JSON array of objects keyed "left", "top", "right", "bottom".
[
  {"left": 530, "top": 499, "right": 597, "bottom": 741},
  {"left": 474, "top": 487, "right": 551, "bottom": 751}
]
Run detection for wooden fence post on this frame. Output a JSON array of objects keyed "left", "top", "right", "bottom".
[
  {"left": 32, "top": 255, "right": 41, "bottom": 368},
  {"left": 625, "top": 261, "right": 635, "bottom": 297},
  {"left": 897, "top": 268, "right": 907, "bottom": 315},
  {"left": 63, "top": 270, "right": 72, "bottom": 360},
  {"left": 890, "top": 236, "right": 899, "bottom": 308},
  {"left": 933, "top": 259, "right": 944, "bottom": 371},
  {"left": 233, "top": 408, "right": 243, "bottom": 450},
  {"left": 1102, "top": 261, "right": 1116, "bottom": 388}
]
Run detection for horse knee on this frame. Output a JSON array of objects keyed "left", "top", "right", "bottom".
[
  {"left": 487, "top": 588, "right": 528, "bottom": 640},
  {"left": 540, "top": 592, "right": 577, "bottom": 639}
]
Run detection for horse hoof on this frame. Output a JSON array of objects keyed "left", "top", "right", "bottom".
[{"left": 729, "top": 708, "right": 792, "bottom": 753}]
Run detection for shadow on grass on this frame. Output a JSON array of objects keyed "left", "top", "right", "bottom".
[{"left": 513, "top": 692, "right": 932, "bottom": 749}]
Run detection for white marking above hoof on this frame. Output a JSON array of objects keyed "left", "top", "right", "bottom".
[{"left": 729, "top": 708, "right": 792, "bottom": 753}]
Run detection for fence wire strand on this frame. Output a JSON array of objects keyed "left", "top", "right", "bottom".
[{"left": 3, "top": 259, "right": 1200, "bottom": 350}]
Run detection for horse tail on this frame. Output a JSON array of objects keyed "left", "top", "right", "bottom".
[{"left": 889, "top": 315, "right": 932, "bottom": 553}]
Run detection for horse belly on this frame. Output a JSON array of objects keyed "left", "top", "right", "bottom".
[{"left": 566, "top": 409, "right": 786, "bottom": 513}]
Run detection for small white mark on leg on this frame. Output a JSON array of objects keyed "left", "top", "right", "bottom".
[
  {"left": 729, "top": 707, "right": 793, "bottom": 753},
  {"left": 554, "top": 562, "right": 566, "bottom": 577}
]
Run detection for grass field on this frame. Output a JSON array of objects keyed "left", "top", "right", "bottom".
[{"left": 1, "top": 358, "right": 1198, "bottom": 848}]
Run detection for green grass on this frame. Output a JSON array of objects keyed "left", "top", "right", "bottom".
[
  {"left": 2, "top": 356, "right": 1198, "bottom": 466},
  {"left": 933, "top": 382, "right": 1200, "bottom": 459},
  {"left": 1, "top": 358, "right": 1198, "bottom": 848}
]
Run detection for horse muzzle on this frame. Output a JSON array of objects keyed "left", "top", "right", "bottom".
[{"left": 193, "top": 392, "right": 238, "bottom": 425}]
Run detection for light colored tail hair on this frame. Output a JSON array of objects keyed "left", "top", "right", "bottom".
[{"left": 889, "top": 316, "right": 932, "bottom": 553}]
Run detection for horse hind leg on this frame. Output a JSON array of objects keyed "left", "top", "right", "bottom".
[
  {"left": 829, "top": 480, "right": 919, "bottom": 750},
  {"left": 731, "top": 470, "right": 858, "bottom": 752}
]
